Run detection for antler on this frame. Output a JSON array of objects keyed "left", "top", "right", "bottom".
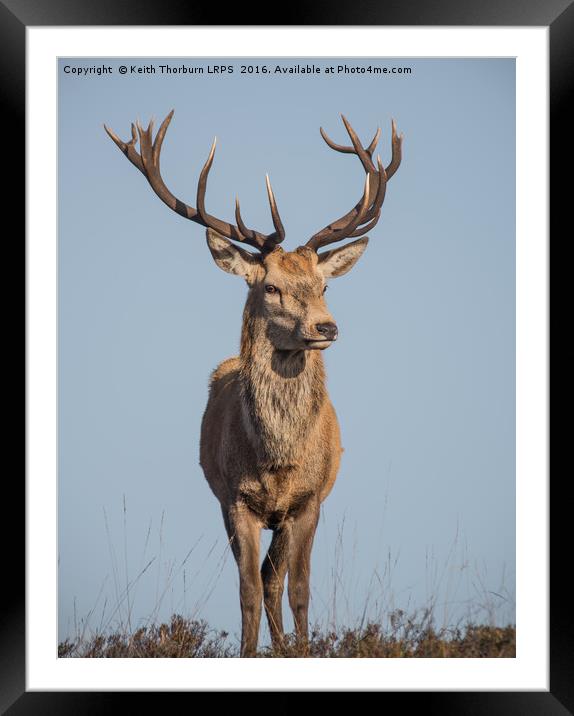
[
  {"left": 104, "top": 110, "right": 285, "bottom": 254},
  {"left": 306, "top": 115, "right": 403, "bottom": 251}
]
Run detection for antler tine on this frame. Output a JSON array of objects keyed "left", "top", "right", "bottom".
[
  {"left": 348, "top": 211, "right": 381, "bottom": 239},
  {"left": 104, "top": 122, "right": 145, "bottom": 174},
  {"left": 319, "top": 126, "right": 356, "bottom": 154},
  {"left": 386, "top": 119, "right": 403, "bottom": 180},
  {"left": 340, "top": 115, "right": 376, "bottom": 173},
  {"left": 152, "top": 109, "right": 175, "bottom": 167},
  {"left": 235, "top": 197, "right": 254, "bottom": 240},
  {"left": 320, "top": 123, "right": 380, "bottom": 160},
  {"left": 195, "top": 138, "right": 218, "bottom": 226},
  {"left": 136, "top": 118, "right": 156, "bottom": 174},
  {"left": 306, "top": 117, "right": 401, "bottom": 252},
  {"left": 366, "top": 127, "right": 381, "bottom": 156},
  {"left": 265, "top": 174, "right": 286, "bottom": 245}
]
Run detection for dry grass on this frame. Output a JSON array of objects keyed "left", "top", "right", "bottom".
[
  {"left": 58, "top": 615, "right": 233, "bottom": 658},
  {"left": 58, "top": 613, "right": 515, "bottom": 658},
  {"left": 266, "top": 623, "right": 515, "bottom": 658}
]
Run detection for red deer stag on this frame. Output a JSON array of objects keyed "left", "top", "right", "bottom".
[{"left": 105, "top": 112, "right": 402, "bottom": 656}]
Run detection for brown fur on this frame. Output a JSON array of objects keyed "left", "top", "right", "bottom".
[{"left": 199, "top": 239, "right": 370, "bottom": 656}]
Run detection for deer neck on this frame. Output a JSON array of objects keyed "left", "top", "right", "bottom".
[{"left": 239, "top": 307, "right": 328, "bottom": 469}]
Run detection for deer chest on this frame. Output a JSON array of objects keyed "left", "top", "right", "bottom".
[{"left": 238, "top": 468, "right": 315, "bottom": 528}]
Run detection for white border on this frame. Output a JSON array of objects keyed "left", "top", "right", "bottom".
[{"left": 28, "top": 27, "right": 548, "bottom": 691}]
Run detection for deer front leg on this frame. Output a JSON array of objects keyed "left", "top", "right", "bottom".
[
  {"left": 222, "top": 504, "right": 262, "bottom": 657},
  {"left": 261, "top": 525, "right": 291, "bottom": 649},
  {"left": 288, "top": 500, "right": 320, "bottom": 645}
]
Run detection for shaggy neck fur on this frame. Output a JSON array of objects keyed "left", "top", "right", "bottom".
[{"left": 239, "top": 300, "right": 327, "bottom": 469}]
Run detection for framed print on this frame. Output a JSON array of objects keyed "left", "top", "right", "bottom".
[{"left": 12, "top": 0, "right": 569, "bottom": 710}]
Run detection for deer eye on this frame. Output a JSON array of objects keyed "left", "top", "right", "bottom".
[
  {"left": 265, "top": 284, "right": 278, "bottom": 294},
  {"left": 322, "top": 285, "right": 328, "bottom": 295}
]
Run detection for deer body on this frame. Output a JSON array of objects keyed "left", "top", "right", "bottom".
[
  {"left": 200, "top": 345, "right": 341, "bottom": 656},
  {"left": 105, "top": 111, "right": 402, "bottom": 656},
  {"left": 199, "top": 244, "right": 348, "bottom": 655}
]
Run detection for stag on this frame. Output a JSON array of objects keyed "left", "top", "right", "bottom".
[{"left": 105, "top": 111, "right": 402, "bottom": 656}]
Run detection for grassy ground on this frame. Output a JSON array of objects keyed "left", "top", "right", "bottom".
[
  {"left": 58, "top": 614, "right": 515, "bottom": 658},
  {"left": 60, "top": 503, "right": 515, "bottom": 659}
]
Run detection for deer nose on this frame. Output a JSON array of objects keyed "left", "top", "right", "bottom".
[{"left": 316, "top": 322, "right": 338, "bottom": 341}]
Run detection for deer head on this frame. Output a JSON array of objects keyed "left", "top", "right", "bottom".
[{"left": 104, "top": 112, "right": 403, "bottom": 351}]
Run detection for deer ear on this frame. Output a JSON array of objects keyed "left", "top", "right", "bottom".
[
  {"left": 206, "top": 229, "right": 262, "bottom": 285},
  {"left": 317, "top": 237, "right": 369, "bottom": 278}
]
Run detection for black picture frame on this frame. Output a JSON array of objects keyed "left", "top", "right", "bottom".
[{"left": 11, "top": 0, "right": 569, "bottom": 710}]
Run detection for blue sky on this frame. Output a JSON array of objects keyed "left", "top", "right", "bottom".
[{"left": 58, "top": 57, "right": 515, "bottom": 645}]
